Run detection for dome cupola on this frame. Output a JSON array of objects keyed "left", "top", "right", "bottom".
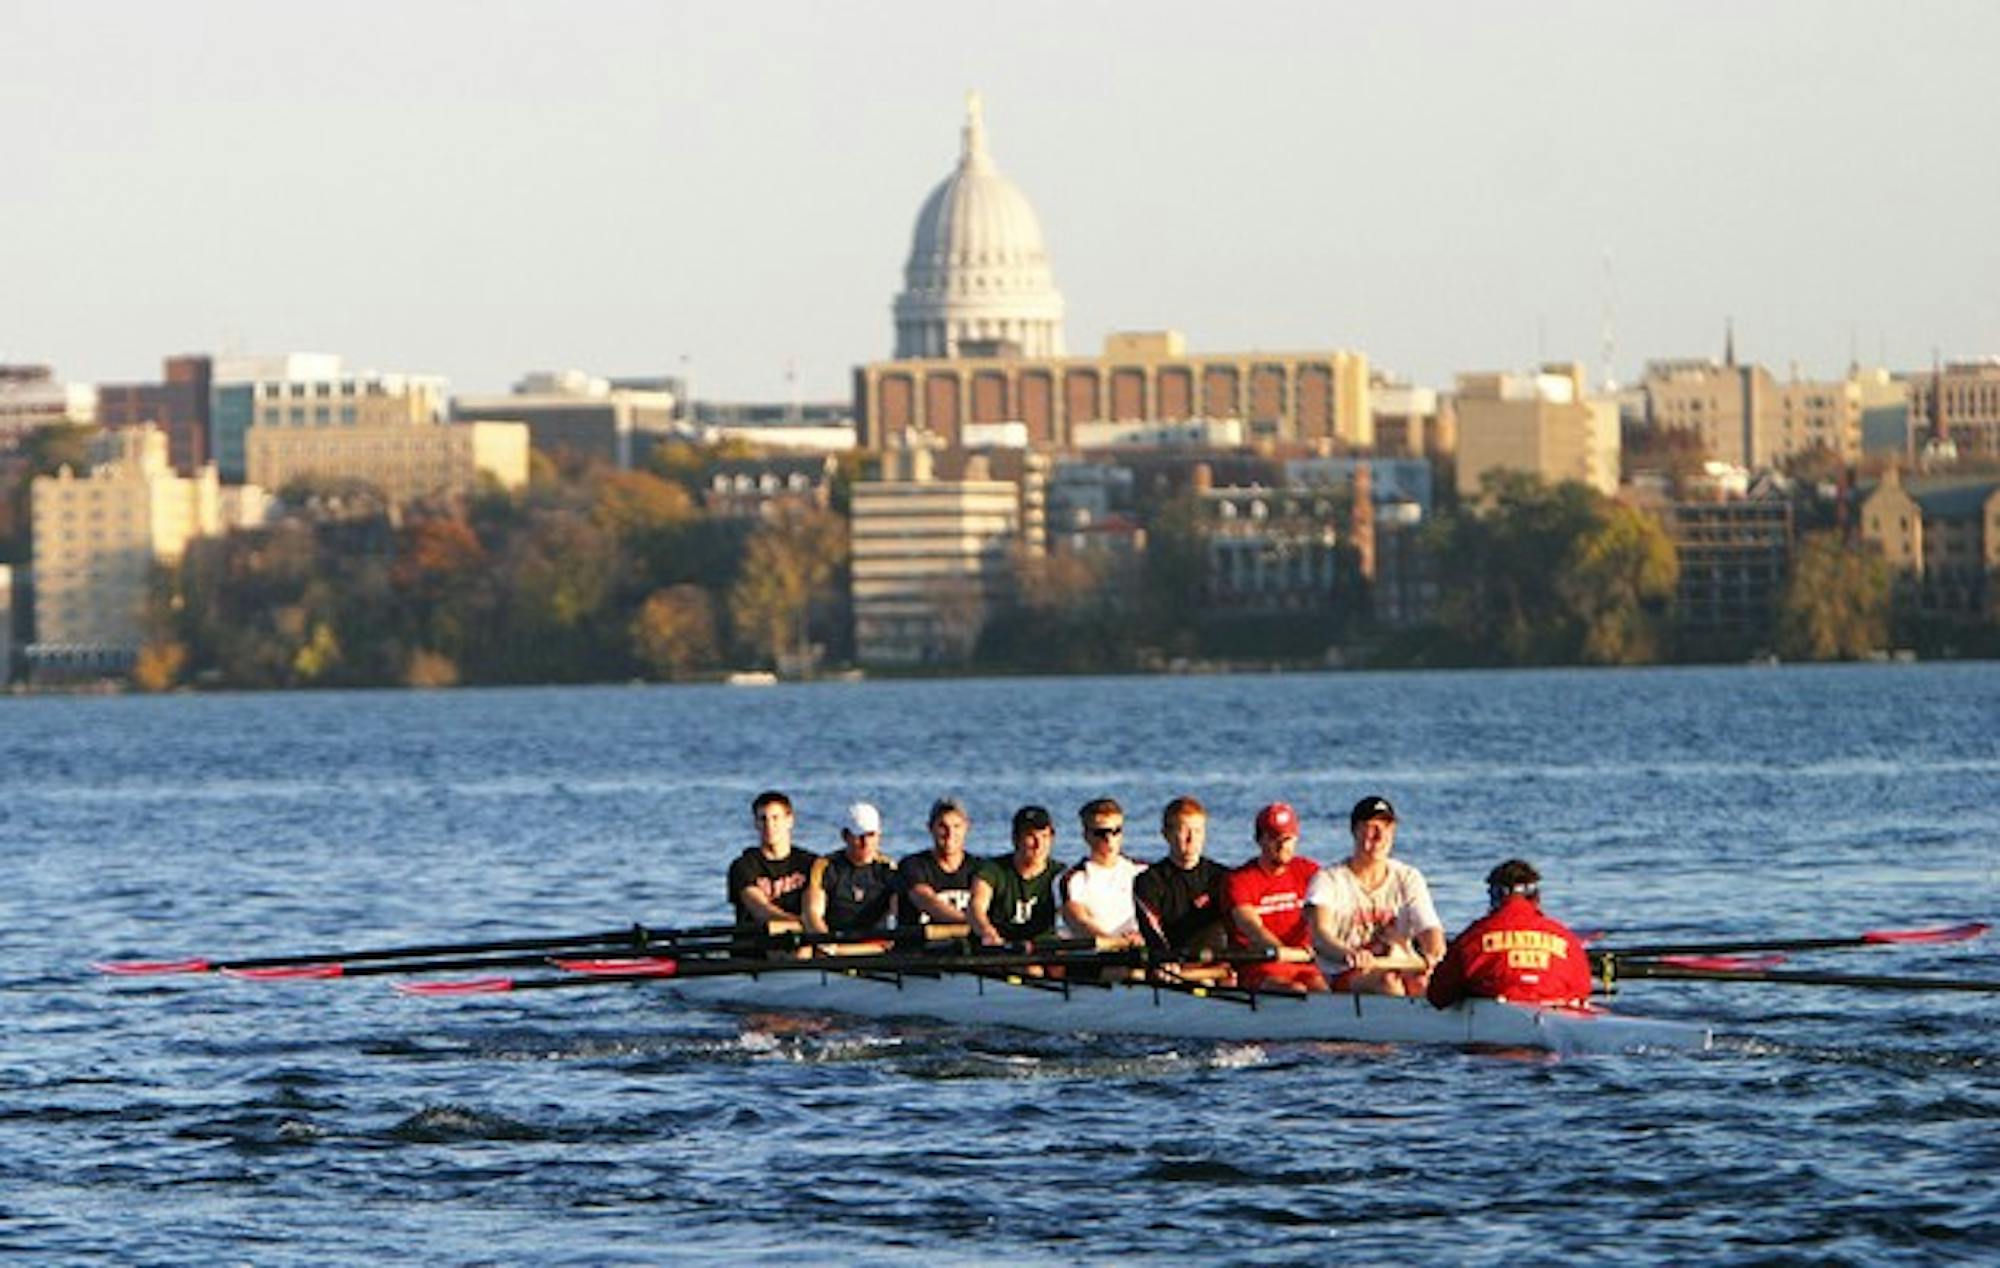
[{"left": 893, "top": 93, "right": 1065, "bottom": 360}]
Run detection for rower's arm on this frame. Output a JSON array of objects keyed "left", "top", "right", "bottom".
[
  {"left": 969, "top": 875, "right": 1003, "bottom": 947},
  {"left": 737, "top": 885, "right": 795, "bottom": 926},
  {"left": 1232, "top": 902, "right": 1281, "bottom": 953},
  {"left": 1309, "top": 904, "right": 1374, "bottom": 971},
  {"left": 905, "top": 883, "right": 966, "bottom": 925},
  {"left": 802, "top": 857, "right": 831, "bottom": 935}
]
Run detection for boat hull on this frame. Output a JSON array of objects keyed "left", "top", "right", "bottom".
[{"left": 662, "top": 968, "right": 1710, "bottom": 1056}]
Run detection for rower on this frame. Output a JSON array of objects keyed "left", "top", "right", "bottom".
[
  {"left": 897, "top": 797, "right": 977, "bottom": 930},
  {"left": 1427, "top": 859, "right": 1592, "bottom": 1008},
  {"left": 1307, "top": 795, "right": 1446, "bottom": 995},
  {"left": 804, "top": 801, "right": 899, "bottom": 937},
  {"left": 1059, "top": 798, "right": 1143, "bottom": 944},
  {"left": 727, "top": 790, "right": 816, "bottom": 931},
  {"left": 1133, "top": 796, "right": 1231, "bottom": 968},
  {"left": 969, "top": 805, "right": 1062, "bottom": 949},
  {"left": 1226, "top": 802, "right": 1328, "bottom": 993}
]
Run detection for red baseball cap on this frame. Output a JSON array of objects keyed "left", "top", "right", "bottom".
[{"left": 1254, "top": 802, "right": 1300, "bottom": 840}]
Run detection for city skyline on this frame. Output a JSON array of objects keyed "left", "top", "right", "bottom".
[{"left": 4, "top": 0, "right": 1996, "bottom": 403}]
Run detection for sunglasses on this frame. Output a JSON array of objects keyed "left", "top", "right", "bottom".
[{"left": 1087, "top": 824, "right": 1124, "bottom": 839}]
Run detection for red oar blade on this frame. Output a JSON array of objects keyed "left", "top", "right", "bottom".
[
  {"left": 220, "top": 964, "right": 345, "bottom": 981},
  {"left": 392, "top": 976, "right": 518, "bottom": 996},
  {"left": 549, "top": 957, "right": 680, "bottom": 977},
  {"left": 1655, "top": 954, "right": 1788, "bottom": 972},
  {"left": 1862, "top": 922, "right": 1990, "bottom": 945},
  {"left": 92, "top": 958, "right": 212, "bottom": 976}
]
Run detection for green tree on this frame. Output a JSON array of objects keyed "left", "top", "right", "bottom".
[
  {"left": 1425, "top": 472, "right": 1600, "bottom": 663},
  {"left": 1559, "top": 503, "right": 1680, "bottom": 664},
  {"left": 1777, "top": 532, "right": 1890, "bottom": 660}
]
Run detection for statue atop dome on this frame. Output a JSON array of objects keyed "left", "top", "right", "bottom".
[{"left": 892, "top": 93, "right": 1066, "bottom": 361}]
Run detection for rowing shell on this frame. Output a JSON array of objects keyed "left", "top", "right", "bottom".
[{"left": 660, "top": 967, "right": 1712, "bottom": 1057}]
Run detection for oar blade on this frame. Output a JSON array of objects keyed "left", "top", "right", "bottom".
[
  {"left": 549, "top": 957, "right": 681, "bottom": 977},
  {"left": 1655, "top": 954, "right": 1787, "bottom": 971},
  {"left": 220, "top": 964, "right": 346, "bottom": 981},
  {"left": 392, "top": 976, "right": 519, "bottom": 996},
  {"left": 1861, "top": 921, "right": 1990, "bottom": 945},
  {"left": 92, "top": 958, "right": 212, "bottom": 976}
]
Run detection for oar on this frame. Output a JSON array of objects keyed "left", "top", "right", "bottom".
[
  {"left": 394, "top": 944, "right": 1284, "bottom": 997},
  {"left": 208, "top": 924, "right": 978, "bottom": 981},
  {"left": 92, "top": 922, "right": 748, "bottom": 977},
  {"left": 1608, "top": 960, "right": 2000, "bottom": 993},
  {"left": 1589, "top": 921, "right": 1988, "bottom": 961}
]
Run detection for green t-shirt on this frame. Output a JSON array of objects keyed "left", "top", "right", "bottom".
[{"left": 978, "top": 855, "right": 1060, "bottom": 943}]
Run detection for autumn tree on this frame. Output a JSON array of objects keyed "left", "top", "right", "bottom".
[
  {"left": 630, "top": 584, "right": 722, "bottom": 680},
  {"left": 1777, "top": 532, "right": 1890, "bottom": 660},
  {"left": 727, "top": 507, "right": 848, "bottom": 668}
]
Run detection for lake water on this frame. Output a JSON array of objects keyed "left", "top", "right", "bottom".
[{"left": 3, "top": 666, "right": 1996, "bottom": 1263}]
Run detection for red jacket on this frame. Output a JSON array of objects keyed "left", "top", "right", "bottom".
[{"left": 1427, "top": 895, "right": 1592, "bottom": 1008}]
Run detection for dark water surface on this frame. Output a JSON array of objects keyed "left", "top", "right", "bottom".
[{"left": 4, "top": 666, "right": 1997, "bottom": 1264}]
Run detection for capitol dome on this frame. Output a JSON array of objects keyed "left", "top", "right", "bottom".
[{"left": 893, "top": 93, "right": 1066, "bottom": 360}]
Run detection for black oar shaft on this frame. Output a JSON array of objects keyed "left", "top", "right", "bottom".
[{"left": 1613, "top": 962, "right": 2000, "bottom": 993}]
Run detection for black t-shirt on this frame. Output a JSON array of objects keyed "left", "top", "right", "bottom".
[
  {"left": 1133, "top": 857, "right": 1230, "bottom": 955},
  {"left": 814, "top": 853, "right": 898, "bottom": 933},
  {"left": 727, "top": 846, "right": 817, "bottom": 925},
  {"left": 896, "top": 850, "right": 976, "bottom": 926}
]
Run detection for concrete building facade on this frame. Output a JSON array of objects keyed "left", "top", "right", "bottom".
[
  {"left": 28, "top": 427, "right": 223, "bottom": 672},
  {"left": 1904, "top": 360, "right": 2000, "bottom": 460},
  {"left": 850, "top": 450, "right": 1022, "bottom": 666},
  {"left": 453, "top": 370, "right": 676, "bottom": 469},
  {"left": 1665, "top": 497, "right": 1795, "bottom": 641},
  {"left": 1, "top": 365, "right": 95, "bottom": 444},
  {"left": 247, "top": 420, "right": 529, "bottom": 506},
  {"left": 857, "top": 330, "right": 1370, "bottom": 455},
  {"left": 1454, "top": 363, "right": 1619, "bottom": 498}
]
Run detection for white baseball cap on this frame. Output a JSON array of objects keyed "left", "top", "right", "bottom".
[{"left": 844, "top": 801, "right": 883, "bottom": 836}]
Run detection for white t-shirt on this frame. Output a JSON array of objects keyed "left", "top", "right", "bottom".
[
  {"left": 1304, "top": 858, "right": 1442, "bottom": 954},
  {"left": 1060, "top": 856, "right": 1143, "bottom": 938}
]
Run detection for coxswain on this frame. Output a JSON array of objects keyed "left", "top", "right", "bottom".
[
  {"left": 1307, "top": 795, "right": 1445, "bottom": 995},
  {"left": 727, "top": 790, "right": 816, "bottom": 930},
  {"left": 1226, "top": 802, "right": 1328, "bottom": 993},
  {"left": 804, "top": 801, "right": 899, "bottom": 937},
  {"left": 897, "top": 797, "right": 977, "bottom": 930},
  {"left": 969, "top": 805, "right": 1062, "bottom": 948},
  {"left": 1427, "top": 859, "right": 1592, "bottom": 1008},
  {"left": 1133, "top": 796, "right": 1230, "bottom": 966},
  {"left": 1059, "top": 798, "right": 1144, "bottom": 944}
]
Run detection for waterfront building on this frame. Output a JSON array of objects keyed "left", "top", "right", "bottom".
[
  {"left": 1859, "top": 467, "right": 2000, "bottom": 620},
  {"left": 1454, "top": 363, "right": 1619, "bottom": 498},
  {"left": 1, "top": 365, "right": 95, "bottom": 445},
  {"left": 0, "top": 563, "right": 14, "bottom": 681},
  {"left": 246, "top": 419, "right": 528, "bottom": 507},
  {"left": 893, "top": 93, "right": 1064, "bottom": 360},
  {"left": 857, "top": 330, "right": 1371, "bottom": 455},
  {"left": 1199, "top": 483, "right": 1346, "bottom": 612},
  {"left": 209, "top": 353, "right": 348, "bottom": 482},
  {"left": 1370, "top": 379, "right": 1455, "bottom": 460},
  {"left": 703, "top": 453, "right": 839, "bottom": 520},
  {"left": 28, "top": 427, "right": 226, "bottom": 674},
  {"left": 95, "top": 356, "right": 212, "bottom": 475},
  {"left": 453, "top": 370, "right": 677, "bottom": 469},
  {"left": 850, "top": 448, "right": 1022, "bottom": 666},
  {"left": 1903, "top": 359, "right": 2000, "bottom": 461},
  {"left": 1665, "top": 496, "right": 1795, "bottom": 645}
]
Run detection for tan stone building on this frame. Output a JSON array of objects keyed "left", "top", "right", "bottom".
[
  {"left": 850, "top": 450, "right": 1024, "bottom": 666},
  {"left": 1859, "top": 467, "right": 2000, "bottom": 618},
  {"left": 247, "top": 420, "right": 529, "bottom": 506},
  {"left": 1453, "top": 363, "right": 1619, "bottom": 498},
  {"left": 856, "top": 330, "right": 1370, "bottom": 455},
  {"left": 1643, "top": 359, "right": 1884, "bottom": 468},
  {"left": 29, "top": 427, "right": 224, "bottom": 670}
]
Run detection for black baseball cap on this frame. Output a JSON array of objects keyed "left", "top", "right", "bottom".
[
  {"left": 1012, "top": 804, "right": 1053, "bottom": 835},
  {"left": 1349, "top": 796, "right": 1397, "bottom": 829}
]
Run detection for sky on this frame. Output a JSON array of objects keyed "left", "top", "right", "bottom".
[{"left": 3, "top": 0, "right": 1996, "bottom": 403}]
